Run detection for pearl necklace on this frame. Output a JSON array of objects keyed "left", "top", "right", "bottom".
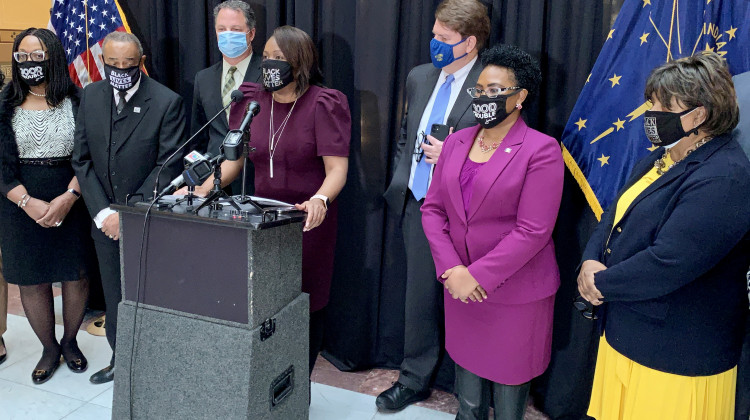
[
  {"left": 654, "top": 137, "right": 711, "bottom": 175},
  {"left": 28, "top": 89, "right": 46, "bottom": 97}
]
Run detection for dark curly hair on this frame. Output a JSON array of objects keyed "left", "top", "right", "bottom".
[{"left": 480, "top": 44, "right": 542, "bottom": 102}]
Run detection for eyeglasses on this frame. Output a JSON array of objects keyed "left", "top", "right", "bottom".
[
  {"left": 413, "top": 131, "right": 428, "bottom": 162},
  {"left": 573, "top": 296, "right": 599, "bottom": 320},
  {"left": 466, "top": 86, "right": 521, "bottom": 99},
  {"left": 13, "top": 50, "right": 47, "bottom": 63}
]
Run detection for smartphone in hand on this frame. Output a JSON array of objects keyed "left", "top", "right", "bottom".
[{"left": 430, "top": 123, "right": 450, "bottom": 142}]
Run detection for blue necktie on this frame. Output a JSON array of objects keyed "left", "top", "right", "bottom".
[{"left": 411, "top": 74, "right": 454, "bottom": 200}]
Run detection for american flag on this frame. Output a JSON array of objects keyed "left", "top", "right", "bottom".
[{"left": 48, "top": 0, "right": 131, "bottom": 87}]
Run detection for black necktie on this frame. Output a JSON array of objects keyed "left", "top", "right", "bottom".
[{"left": 116, "top": 91, "right": 128, "bottom": 114}]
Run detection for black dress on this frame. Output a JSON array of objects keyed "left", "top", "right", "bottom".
[{"left": 0, "top": 98, "right": 91, "bottom": 285}]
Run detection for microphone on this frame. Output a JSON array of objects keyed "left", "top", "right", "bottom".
[
  {"left": 151, "top": 90, "right": 245, "bottom": 201},
  {"left": 239, "top": 101, "right": 260, "bottom": 132},
  {"left": 158, "top": 150, "right": 210, "bottom": 196},
  {"left": 222, "top": 101, "right": 260, "bottom": 161}
]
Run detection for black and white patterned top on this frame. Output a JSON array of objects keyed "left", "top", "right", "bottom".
[{"left": 12, "top": 98, "right": 75, "bottom": 159}]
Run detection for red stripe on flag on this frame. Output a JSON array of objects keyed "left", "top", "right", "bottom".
[
  {"left": 82, "top": 49, "right": 102, "bottom": 83},
  {"left": 68, "top": 63, "right": 82, "bottom": 88}
]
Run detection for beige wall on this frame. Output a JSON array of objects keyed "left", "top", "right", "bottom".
[{"left": 0, "top": 0, "right": 52, "bottom": 81}]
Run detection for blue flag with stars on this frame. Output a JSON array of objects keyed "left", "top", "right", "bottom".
[{"left": 561, "top": 0, "right": 750, "bottom": 219}]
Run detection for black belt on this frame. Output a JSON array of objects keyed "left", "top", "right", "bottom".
[{"left": 19, "top": 157, "right": 72, "bottom": 166}]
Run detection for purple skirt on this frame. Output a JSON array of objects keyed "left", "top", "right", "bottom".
[{"left": 444, "top": 292, "right": 555, "bottom": 385}]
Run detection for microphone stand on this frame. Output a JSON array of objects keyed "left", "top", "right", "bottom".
[
  {"left": 194, "top": 155, "right": 242, "bottom": 213},
  {"left": 239, "top": 132, "right": 257, "bottom": 201},
  {"left": 151, "top": 92, "right": 243, "bottom": 203}
]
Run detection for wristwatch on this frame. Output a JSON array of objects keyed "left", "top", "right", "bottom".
[
  {"left": 311, "top": 194, "right": 329, "bottom": 210},
  {"left": 67, "top": 188, "right": 81, "bottom": 199}
]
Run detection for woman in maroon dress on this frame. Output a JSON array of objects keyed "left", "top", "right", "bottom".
[{"left": 188, "top": 26, "right": 350, "bottom": 375}]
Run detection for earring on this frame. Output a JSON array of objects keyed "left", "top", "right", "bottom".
[{"left": 515, "top": 104, "right": 522, "bottom": 110}]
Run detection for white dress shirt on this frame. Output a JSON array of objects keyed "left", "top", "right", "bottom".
[
  {"left": 94, "top": 77, "right": 143, "bottom": 229},
  {"left": 408, "top": 56, "right": 477, "bottom": 192},
  {"left": 222, "top": 53, "right": 253, "bottom": 117}
]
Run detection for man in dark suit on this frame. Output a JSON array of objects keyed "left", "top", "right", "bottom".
[
  {"left": 379, "top": 0, "right": 490, "bottom": 411},
  {"left": 72, "top": 32, "right": 185, "bottom": 384},
  {"left": 191, "top": 0, "right": 261, "bottom": 194}
]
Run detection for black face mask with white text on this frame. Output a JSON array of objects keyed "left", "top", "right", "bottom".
[
  {"left": 18, "top": 61, "right": 48, "bottom": 86},
  {"left": 104, "top": 64, "right": 141, "bottom": 92},
  {"left": 472, "top": 94, "right": 515, "bottom": 129},
  {"left": 643, "top": 108, "right": 701, "bottom": 147},
  {"left": 261, "top": 59, "right": 294, "bottom": 92}
]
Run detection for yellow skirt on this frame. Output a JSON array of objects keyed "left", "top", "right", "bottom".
[{"left": 587, "top": 335, "right": 736, "bottom": 420}]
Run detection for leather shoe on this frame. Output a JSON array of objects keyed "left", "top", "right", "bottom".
[
  {"left": 0, "top": 337, "right": 7, "bottom": 366},
  {"left": 61, "top": 341, "right": 88, "bottom": 373},
  {"left": 375, "top": 382, "right": 430, "bottom": 411},
  {"left": 90, "top": 365, "right": 114, "bottom": 384},
  {"left": 31, "top": 356, "right": 61, "bottom": 385}
]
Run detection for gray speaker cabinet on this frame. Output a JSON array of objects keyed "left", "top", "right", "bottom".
[{"left": 112, "top": 205, "right": 308, "bottom": 420}]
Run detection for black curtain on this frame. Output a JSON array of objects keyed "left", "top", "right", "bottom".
[{"left": 118, "top": 1, "right": 624, "bottom": 418}]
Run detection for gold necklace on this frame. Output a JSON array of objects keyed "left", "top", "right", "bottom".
[{"left": 654, "top": 137, "right": 711, "bottom": 175}]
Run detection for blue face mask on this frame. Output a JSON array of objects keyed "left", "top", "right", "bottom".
[
  {"left": 430, "top": 37, "right": 468, "bottom": 68},
  {"left": 217, "top": 31, "right": 249, "bottom": 58}
]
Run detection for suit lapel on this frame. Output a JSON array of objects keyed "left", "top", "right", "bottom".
[
  {"left": 114, "top": 77, "right": 151, "bottom": 153},
  {"left": 467, "top": 118, "right": 528, "bottom": 221},
  {"left": 209, "top": 63, "right": 230, "bottom": 130},
  {"left": 445, "top": 125, "right": 481, "bottom": 225},
  {"left": 99, "top": 83, "right": 114, "bottom": 151},
  {"left": 410, "top": 67, "right": 441, "bottom": 136},
  {"left": 446, "top": 59, "right": 482, "bottom": 129}
]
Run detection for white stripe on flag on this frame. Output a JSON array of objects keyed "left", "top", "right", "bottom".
[
  {"left": 73, "top": 56, "right": 91, "bottom": 87},
  {"left": 90, "top": 42, "right": 106, "bottom": 81}
]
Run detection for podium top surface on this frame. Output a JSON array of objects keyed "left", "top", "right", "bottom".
[{"left": 113, "top": 196, "right": 305, "bottom": 230}]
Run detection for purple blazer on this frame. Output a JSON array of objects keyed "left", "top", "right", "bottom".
[
  {"left": 422, "top": 118, "right": 564, "bottom": 383},
  {"left": 422, "top": 118, "right": 563, "bottom": 303}
]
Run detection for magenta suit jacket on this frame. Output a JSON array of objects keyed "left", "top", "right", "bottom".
[{"left": 422, "top": 118, "right": 563, "bottom": 304}]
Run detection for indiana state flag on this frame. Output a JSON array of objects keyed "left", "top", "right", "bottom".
[{"left": 561, "top": 0, "right": 750, "bottom": 220}]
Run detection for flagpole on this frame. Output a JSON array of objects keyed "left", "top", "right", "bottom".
[{"left": 84, "top": 2, "right": 90, "bottom": 85}]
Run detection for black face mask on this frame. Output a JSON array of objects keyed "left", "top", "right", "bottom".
[
  {"left": 261, "top": 59, "right": 294, "bottom": 92},
  {"left": 104, "top": 64, "right": 141, "bottom": 92},
  {"left": 472, "top": 93, "right": 516, "bottom": 129},
  {"left": 643, "top": 108, "right": 701, "bottom": 147},
  {"left": 18, "top": 61, "right": 47, "bottom": 86}
]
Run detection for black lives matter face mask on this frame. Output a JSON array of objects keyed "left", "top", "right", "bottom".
[
  {"left": 104, "top": 64, "right": 141, "bottom": 92},
  {"left": 18, "top": 61, "right": 47, "bottom": 86},
  {"left": 472, "top": 94, "right": 514, "bottom": 129},
  {"left": 643, "top": 108, "right": 701, "bottom": 147},
  {"left": 261, "top": 59, "right": 294, "bottom": 92}
]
